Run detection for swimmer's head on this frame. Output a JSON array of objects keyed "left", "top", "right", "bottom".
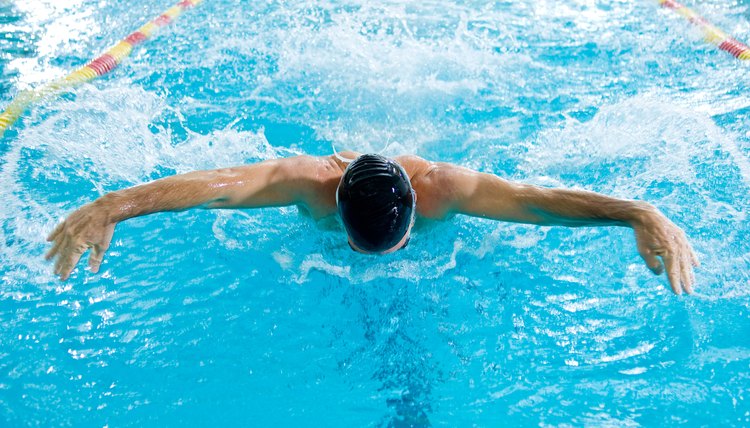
[{"left": 336, "top": 154, "right": 415, "bottom": 254}]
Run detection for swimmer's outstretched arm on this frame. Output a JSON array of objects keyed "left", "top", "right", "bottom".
[
  {"left": 422, "top": 163, "right": 699, "bottom": 295},
  {"left": 46, "top": 156, "right": 332, "bottom": 280}
]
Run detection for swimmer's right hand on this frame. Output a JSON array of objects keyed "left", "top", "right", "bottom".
[{"left": 45, "top": 200, "right": 116, "bottom": 281}]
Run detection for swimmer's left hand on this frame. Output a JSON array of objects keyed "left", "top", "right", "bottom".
[
  {"left": 630, "top": 204, "right": 700, "bottom": 295},
  {"left": 45, "top": 201, "right": 116, "bottom": 281}
]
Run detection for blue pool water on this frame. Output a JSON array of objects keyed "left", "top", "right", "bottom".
[{"left": 2, "top": 0, "right": 750, "bottom": 426}]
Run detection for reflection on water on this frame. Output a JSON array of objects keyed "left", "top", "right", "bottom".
[{"left": 355, "top": 283, "right": 435, "bottom": 427}]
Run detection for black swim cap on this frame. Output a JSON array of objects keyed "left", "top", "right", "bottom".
[{"left": 337, "top": 154, "right": 415, "bottom": 253}]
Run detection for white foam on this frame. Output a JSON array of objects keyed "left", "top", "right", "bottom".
[
  {"left": 528, "top": 93, "right": 750, "bottom": 191},
  {"left": 593, "top": 342, "right": 655, "bottom": 364},
  {"left": 0, "top": 83, "right": 292, "bottom": 283}
]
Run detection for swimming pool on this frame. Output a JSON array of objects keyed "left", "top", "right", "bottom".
[{"left": 1, "top": 0, "right": 749, "bottom": 425}]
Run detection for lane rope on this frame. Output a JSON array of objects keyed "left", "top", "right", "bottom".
[
  {"left": 659, "top": 0, "right": 750, "bottom": 60},
  {"left": 0, "top": 0, "right": 204, "bottom": 138}
]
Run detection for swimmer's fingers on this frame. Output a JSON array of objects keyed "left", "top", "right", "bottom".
[
  {"left": 59, "top": 244, "right": 86, "bottom": 281},
  {"left": 53, "top": 233, "right": 73, "bottom": 276},
  {"left": 675, "top": 233, "right": 697, "bottom": 293},
  {"left": 60, "top": 249, "right": 83, "bottom": 281},
  {"left": 639, "top": 248, "right": 664, "bottom": 275},
  {"left": 47, "top": 222, "right": 64, "bottom": 242},
  {"left": 88, "top": 247, "right": 104, "bottom": 274},
  {"left": 45, "top": 236, "right": 63, "bottom": 261},
  {"left": 88, "top": 224, "right": 115, "bottom": 274},
  {"left": 662, "top": 253, "right": 682, "bottom": 295},
  {"left": 681, "top": 253, "right": 694, "bottom": 294}
]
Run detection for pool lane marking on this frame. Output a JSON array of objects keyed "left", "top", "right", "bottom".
[
  {"left": 659, "top": 0, "right": 750, "bottom": 60},
  {"left": 0, "top": 0, "right": 203, "bottom": 137}
]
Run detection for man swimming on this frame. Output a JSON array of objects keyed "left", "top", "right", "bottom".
[{"left": 46, "top": 152, "right": 699, "bottom": 294}]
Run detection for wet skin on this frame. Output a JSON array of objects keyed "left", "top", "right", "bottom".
[{"left": 46, "top": 151, "right": 699, "bottom": 294}]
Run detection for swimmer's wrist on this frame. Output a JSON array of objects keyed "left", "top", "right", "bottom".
[
  {"left": 96, "top": 192, "right": 130, "bottom": 223},
  {"left": 625, "top": 201, "right": 659, "bottom": 228}
]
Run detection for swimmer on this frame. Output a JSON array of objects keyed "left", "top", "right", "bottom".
[{"left": 46, "top": 152, "right": 699, "bottom": 294}]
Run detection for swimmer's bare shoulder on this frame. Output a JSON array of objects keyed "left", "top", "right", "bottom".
[
  {"left": 290, "top": 154, "right": 344, "bottom": 218},
  {"left": 393, "top": 155, "right": 479, "bottom": 220}
]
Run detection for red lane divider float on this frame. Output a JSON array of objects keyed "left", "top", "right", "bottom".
[
  {"left": 0, "top": 0, "right": 204, "bottom": 137},
  {"left": 659, "top": 0, "right": 750, "bottom": 60}
]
